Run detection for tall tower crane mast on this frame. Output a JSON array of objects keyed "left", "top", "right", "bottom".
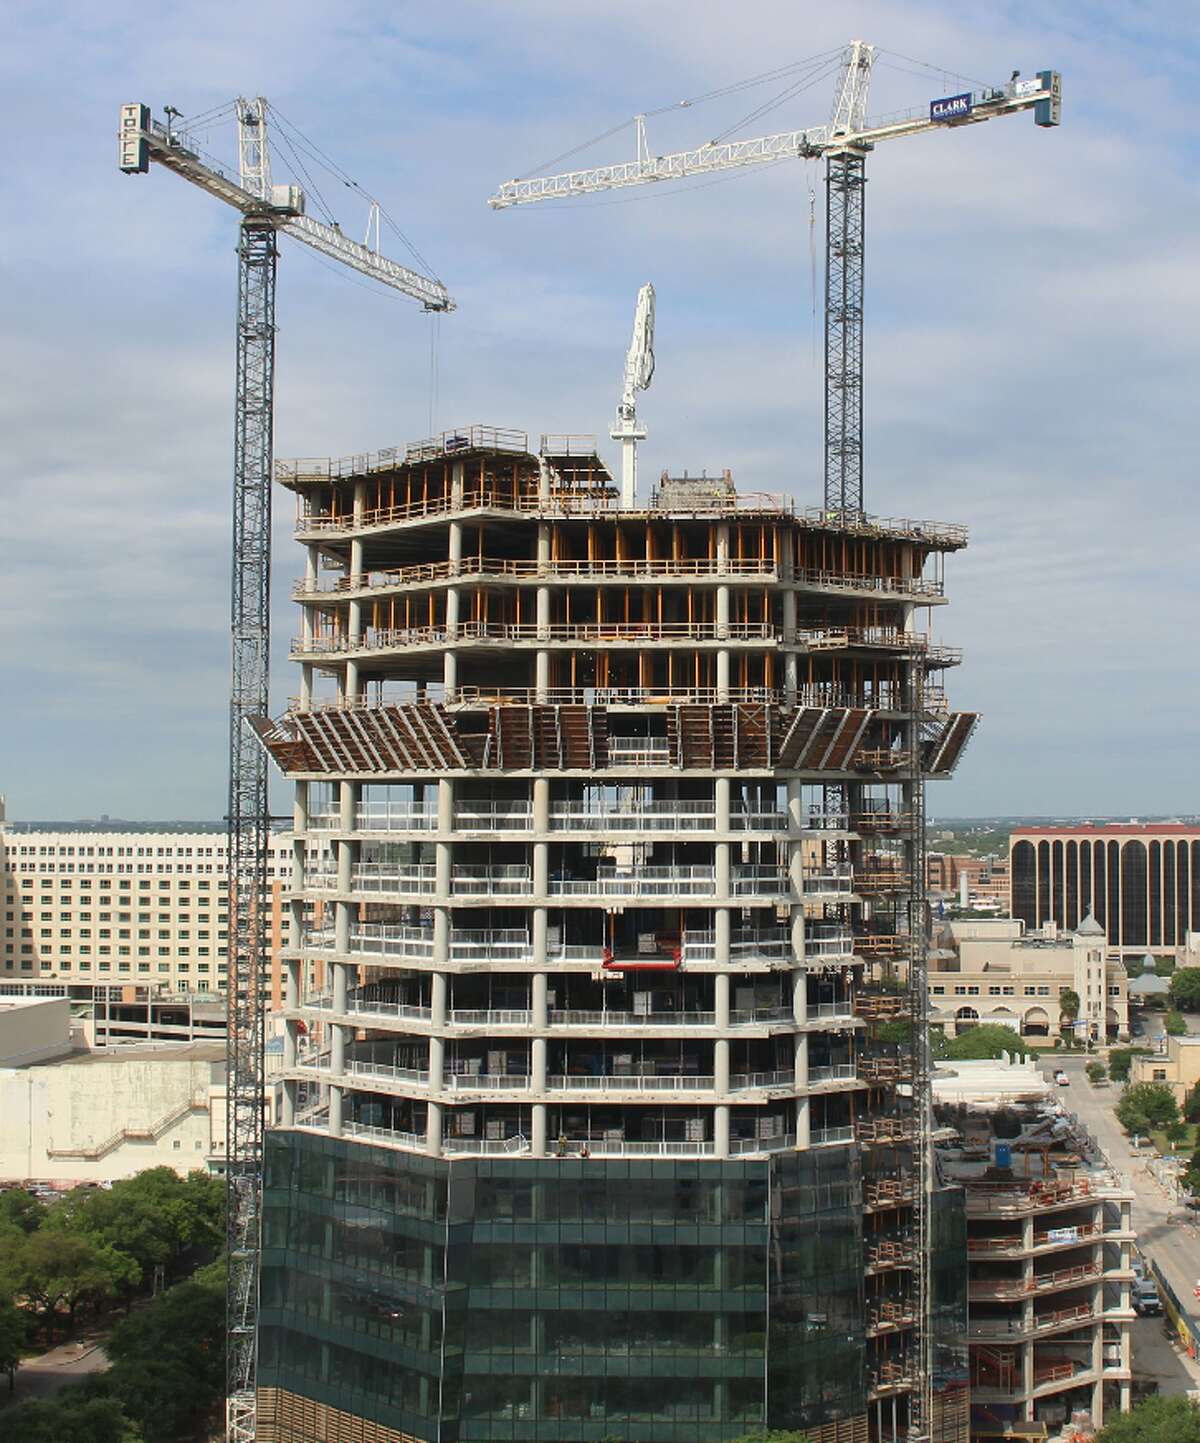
[
  {"left": 118, "top": 98, "right": 453, "bottom": 1443},
  {"left": 489, "top": 41, "right": 1060, "bottom": 518}
]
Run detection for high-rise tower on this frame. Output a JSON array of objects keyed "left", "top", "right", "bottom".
[{"left": 254, "top": 427, "right": 977, "bottom": 1443}]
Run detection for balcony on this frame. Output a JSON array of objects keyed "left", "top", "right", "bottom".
[
  {"left": 293, "top": 619, "right": 779, "bottom": 657},
  {"left": 350, "top": 925, "right": 533, "bottom": 964},
  {"left": 803, "top": 868, "right": 855, "bottom": 896},
  {"left": 968, "top": 1262, "right": 1102, "bottom": 1301},
  {"left": 549, "top": 1008, "right": 715, "bottom": 1029},
  {"left": 680, "top": 930, "right": 792, "bottom": 962},
  {"left": 550, "top": 801, "right": 717, "bottom": 832}
]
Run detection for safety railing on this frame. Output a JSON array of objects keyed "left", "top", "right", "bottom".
[
  {"left": 549, "top": 1009, "right": 716, "bottom": 1028},
  {"left": 548, "top": 1074, "right": 714, "bottom": 1093}
]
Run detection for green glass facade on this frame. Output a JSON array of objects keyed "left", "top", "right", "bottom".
[{"left": 261, "top": 1130, "right": 869, "bottom": 1442}]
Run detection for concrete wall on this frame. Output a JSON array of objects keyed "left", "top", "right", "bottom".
[
  {"left": 0, "top": 1052, "right": 222, "bottom": 1184},
  {"left": 0, "top": 997, "right": 72, "bottom": 1066}
]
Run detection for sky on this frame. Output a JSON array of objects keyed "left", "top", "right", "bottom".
[{"left": 2, "top": 0, "right": 1197, "bottom": 821}]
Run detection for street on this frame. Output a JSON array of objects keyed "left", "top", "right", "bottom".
[
  {"left": 4, "top": 1335, "right": 109, "bottom": 1407},
  {"left": 1039, "top": 1053, "right": 1200, "bottom": 1381}
]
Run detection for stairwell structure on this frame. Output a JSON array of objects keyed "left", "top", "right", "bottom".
[{"left": 254, "top": 427, "right": 978, "bottom": 1443}]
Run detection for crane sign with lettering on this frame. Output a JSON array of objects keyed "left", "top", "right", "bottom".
[{"left": 931, "top": 92, "right": 973, "bottom": 122}]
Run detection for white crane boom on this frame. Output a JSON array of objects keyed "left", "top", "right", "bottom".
[
  {"left": 611, "top": 282, "right": 656, "bottom": 505},
  {"left": 119, "top": 102, "right": 454, "bottom": 310},
  {"left": 488, "top": 67, "right": 1059, "bottom": 209}
]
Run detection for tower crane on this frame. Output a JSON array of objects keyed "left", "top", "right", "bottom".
[
  {"left": 489, "top": 40, "right": 1060, "bottom": 518},
  {"left": 118, "top": 99, "right": 454, "bottom": 1443},
  {"left": 612, "top": 282, "right": 656, "bottom": 505}
]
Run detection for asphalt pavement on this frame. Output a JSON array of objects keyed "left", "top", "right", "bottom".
[{"left": 3, "top": 1336, "right": 109, "bottom": 1407}]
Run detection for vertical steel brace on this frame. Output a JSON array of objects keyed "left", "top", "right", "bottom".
[
  {"left": 225, "top": 217, "right": 276, "bottom": 1443},
  {"left": 824, "top": 150, "right": 866, "bottom": 519}
]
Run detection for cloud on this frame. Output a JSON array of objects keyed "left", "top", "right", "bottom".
[{"left": 3, "top": 0, "right": 1196, "bottom": 819}]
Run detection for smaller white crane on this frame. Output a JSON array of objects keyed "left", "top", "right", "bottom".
[{"left": 611, "top": 282, "right": 655, "bottom": 506}]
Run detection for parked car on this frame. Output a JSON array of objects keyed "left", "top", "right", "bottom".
[
  {"left": 1133, "top": 1281, "right": 1162, "bottom": 1316},
  {"left": 1054, "top": 1069, "right": 1070, "bottom": 1086}
]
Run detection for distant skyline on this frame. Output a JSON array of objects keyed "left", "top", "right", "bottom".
[{"left": 3, "top": 0, "right": 1198, "bottom": 819}]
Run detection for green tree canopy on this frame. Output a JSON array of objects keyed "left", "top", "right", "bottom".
[
  {"left": 1058, "top": 989, "right": 1081, "bottom": 1022},
  {"left": 1155, "top": 958, "right": 1178, "bottom": 978},
  {"left": 47, "top": 1168, "right": 223, "bottom": 1288},
  {"left": 1166, "top": 1011, "right": 1188, "bottom": 1037},
  {"left": 2, "top": 1395, "right": 143, "bottom": 1443},
  {"left": 0, "top": 1191, "right": 47, "bottom": 1236},
  {"left": 1096, "top": 1394, "right": 1200, "bottom": 1443},
  {"left": 1108, "top": 1047, "right": 1153, "bottom": 1083},
  {"left": 102, "top": 1260, "right": 225, "bottom": 1443},
  {"left": 943, "top": 1025, "right": 1031, "bottom": 1061},
  {"left": 1183, "top": 1146, "right": 1200, "bottom": 1197},
  {"left": 1115, "top": 1082, "right": 1180, "bottom": 1136},
  {"left": 9, "top": 1231, "right": 138, "bottom": 1337},
  {"left": 1086, "top": 1061, "right": 1108, "bottom": 1083},
  {"left": 1171, "top": 968, "right": 1200, "bottom": 1012},
  {"left": 1184, "top": 1082, "right": 1200, "bottom": 1124}
]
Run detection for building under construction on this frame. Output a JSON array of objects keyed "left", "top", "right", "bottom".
[{"left": 253, "top": 427, "right": 978, "bottom": 1443}]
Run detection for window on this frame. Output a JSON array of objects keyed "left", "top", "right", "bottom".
[
  {"left": 931, "top": 985, "right": 945, "bottom": 995},
  {"left": 1153, "top": 1069, "right": 1167, "bottom": 1081}
]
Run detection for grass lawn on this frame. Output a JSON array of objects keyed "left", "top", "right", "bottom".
[{"left": 1152, "top": 1123, "right": 1199, "bottom": 1154}]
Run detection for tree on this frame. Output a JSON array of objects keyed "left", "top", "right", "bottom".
[
  {"left": 0, "top": 1191, "right": 46, "bottom": 1236},
  {"left": 1184, "top": 1083, "right": 1200, "bottom": 1124},
  {"left": 0, "top": 1297, "right": 27, "bottom": 1392},
  {"left": 1166, "top": 1010, "right": 1188, "bottom": 1037},
  {"left": 1171, "top": 968, "right": 1200, "bottom": 1012},
  {"left": 1115, "top": 1082, "right": 1180, "bottom": 1137},
  {"left": 2, "top": 1395, "right": 143, "bottom": 1443},
  {"left": 48, "top": 1168, "right": 224, "bottom": 1294},
  {"left": 1096, "top": 1394, "right": 1200, "bottom": 1443},
  {"left": 1108, "top": 1047, "right": 1152, "bottom": 1083},
  {"left": 943, "top": 1026, "right": 1031, "bottom": 1061},
  {"left": 1058, "top": 989, "right": 1081, "bottom": 1031},
  {"left": 102, "top": 1259, "right": 226, "bottom": 1443},
  {"left": 1155, "top": 958, "right": 1177, "bottom": 978},
  {"left": 1165, "top": 1120, "right": 1190, "bottom": 1151},
  {"left": 9, "top": 1231, "right": 138, "bottom": 1339},
  {"left": 1183, "top": 1146, "right": 1200, "bottom": 1197},
  {"left": 1085, "top": 1061, "right": 1107, "bottom": 1084}
]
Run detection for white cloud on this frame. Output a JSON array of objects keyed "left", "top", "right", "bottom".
[{"left": 3, "top": 0, "right": 1197, "bottom": 818}]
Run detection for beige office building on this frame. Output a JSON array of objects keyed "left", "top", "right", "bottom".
[
  {"left": 0, "top": 816, "right": 325, "bottom": 1007},
  {"left": 930, "top": 916, "right": 1129, "bottom": 1041}
]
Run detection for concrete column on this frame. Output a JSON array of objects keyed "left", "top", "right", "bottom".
[
  {"left": 793, "top": 1031, "right": 808, "bottom": 1087},
  {"left": 334, "top": 900, "right": 351, "bottom": 956},
  {"left": 537, "top": 523, "right": 551, "bottom": 568},
  {"left": 715, "top": 971, "right": 731, "bottom": 1030},
  {"left": 445, "top": 585, "right": 460, "bottom": 639},
  {"left": 535, "top": 584, "right": 551, "bottom": 699},
  {"left": 443, "top": 649, "right": 457, "bottom": 698},
  {"left": 434, "top": 908, "right": 450, "bottom": 969},
  {"left": 714, "top": 1038, "right": 730, "bottom": 1096},
  {"left": 533, "top": 777, "right": 550, "bottom": 834},
  {"left": 532, "top": 971, "right": 549, "bottom": 1028},
  {"left": 331, "top": 1022, "right": 346, "bottom": 1077},
  {"left": 715, "top": 908, "right": 731, "bottom": 966},
  {"left": 532, "top": 1104, "right": 548, "bottom": 1157},
  {"left": 715, "top": 775, "right": 731, "bottom": 833},
  {"left": 535, "top": 650, "right": 550, "bottom": 700},
  {"left": 299, "top": 662, "right": 313, "bottom": 712},
  {"left": 792, "top": 970, "right": 808, "bottom": 1025},
  {"left": 333, "top": 961, "right": 349, "bottom": 1015},
  {"left": 450, "top": 462, "right": 465, "bottom": 511},
  {"left": 438, "top": 778, "right": 455, "bottom": 834},
  {"left": 431, "top": 971, "right": 448, "bottom": 1028},
  {"left": 716, "top": 649, "right": 730, "bottom": 700},
  {"left": 284, "top": 957, "right": 300, "bottom": 1013},
  {"left": 329, "top": 1084, "right": 343, "bottom": 1137},
  {"left": 782, "top": 588, "right": 799, "bottom": 698},
  {"left": 426, "top": 1100, "right": 443, "bottom": 1156},
  {"left": 533, "top": 841, "right": 548, "bottom": 901},
  {"left": 532, "top": 907, "right": 548, "bottom": 966},
  {"left": 715, "top": 841, "right": 730, "bottom": 901},
  {"left": 537, "top": 457, "right": 551, "bottom": 507},
  {"left": 428, "top": 1034, "right": 445, "bottom": 1093},
  {"left": 436, "top": 841, "right": 452, "bottom": 902},
  {"left": 715, "top": 523, "right": 730, "bottom": 574},
  {"left": 532, "top": 1036, "right": 547, "bottom": 1090},
  {"left": 344, "top": 659, "right": 359, "bottom": 704},
  {"left": 281, "top": 1080, "right": 296, "bottom": 1126},
  {"left": 714, "top": 1104, "right": 731, "bottom": 1159},
  {"left": 448, "top": 520, "right": 463, "bottom": 573},
  {"left": 716, "top": 583, "right": 730, "bottom": 640},
  {"left": 795, "top": 1094, "right": 810, "bottom": 1148}
]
